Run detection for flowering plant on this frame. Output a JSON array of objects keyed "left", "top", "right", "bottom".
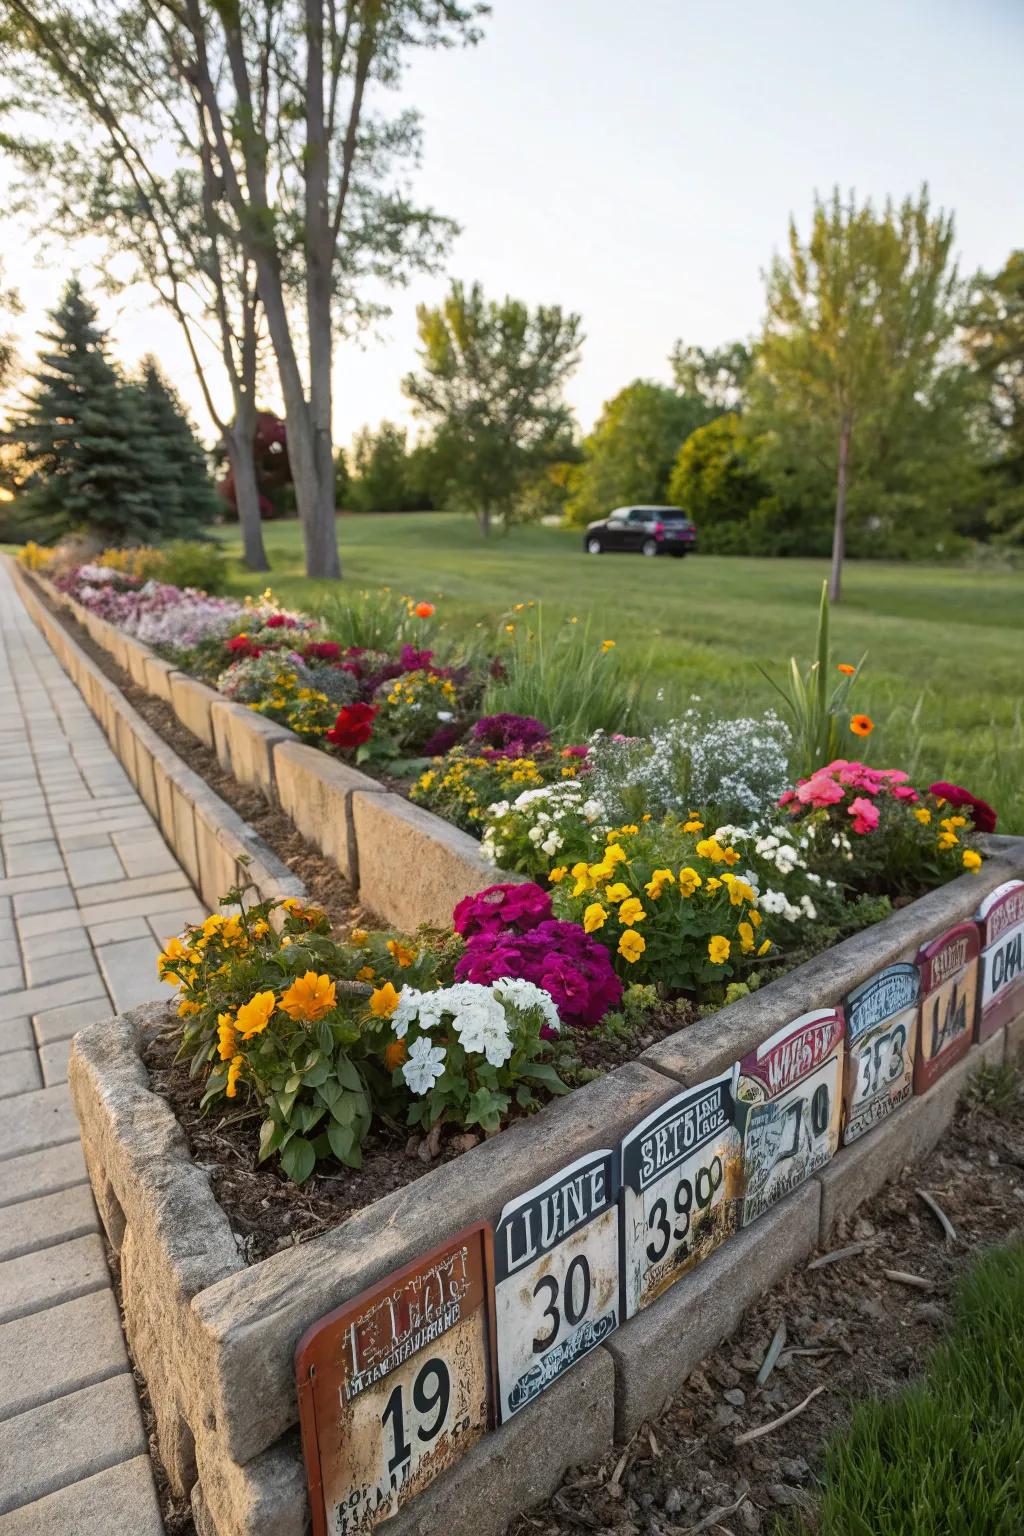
[
  {"left": 410, "top": 748, "right": 551, "bottom": 831},
  {"left": 472, "top": 713, "right": 551, "bottom": 756},
  {"left": 326, "top": 701, "right": 378, "bottom": 750},
  {"left": 551, "top": 822, "right": 775, "bottom": 997},
  {"left": 369, "top": 667, "right": 464, "bottom": 755},
  {"left": 383, "top": 979, "right": 567, "bottom": 1134},
  {"left": 479, "top": 779, "right": 606, "bottom": 875}
]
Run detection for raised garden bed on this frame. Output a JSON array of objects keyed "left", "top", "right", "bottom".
[{"left": 67, "top": 846, "right": 1024, "bottom": 1536}]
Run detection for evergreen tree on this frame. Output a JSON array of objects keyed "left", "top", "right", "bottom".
[
  {"left": 14, "top": 280, "right": 164, "bottom": 543},
  {"left": 131, "top": 358, "right": 220, "bottom": 535}
]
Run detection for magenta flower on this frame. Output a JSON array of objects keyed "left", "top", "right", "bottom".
[
  {"left": 455, "top": 919, "right": 622, "bottom": 1030},
  {"left": 848, "top": 795, "right": 880, "bottom": 835},
  {"left": 452, "top": 882, "right": 553, "bottom": 938}
]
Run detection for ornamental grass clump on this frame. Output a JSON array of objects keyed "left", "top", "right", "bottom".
[{"left": 483, "top": 606, "right": 646, "bottom": 739}]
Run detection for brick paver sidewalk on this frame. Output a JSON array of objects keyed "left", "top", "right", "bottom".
[{"left": 0, "top": 561, "right": 203, "bottom": 1531}]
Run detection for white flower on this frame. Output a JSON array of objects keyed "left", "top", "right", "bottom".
[
  {"left": 392, "top": 987, "right": 424, "bottom": 1039},
  {"left": 492, "top": 976, "right": 561, "bottom": 1036},
  {"left": 453, "top": 1000, "right": 513, "bottom": 1067},
  {"left": 402, "top": 1037, "right": 447, "bottom": 1095},
  {"left": 436, "top": 710, "right": 454, "bottom": 722},
  {"left": 800, "top": 894, "right": 818, "bottom": 921}
]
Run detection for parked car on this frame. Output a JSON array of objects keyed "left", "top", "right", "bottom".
[{"left": 583, "top": 506, "right": 697, "bottom": 557}]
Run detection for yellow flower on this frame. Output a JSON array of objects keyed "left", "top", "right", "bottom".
[
  {"left": 708, "top": 935, "right": 731, "bottom": 965},
  {"left": 279, "top": 972, "right": 337, "bottom": 1023},
  {"left": 605, "top": 882, "right": 633, "bottom": 904},
  {"left": 618, "top": 897, "right": 647, "bottom": 927},
  {"left": 387, "top": 939, "right": 418, "bottom": 969},
  {"left": 913, "top": 807, "right": 932, "bottom": 825},
  {"left": 706, "top": 877, "right": 721, "bottom": 892},
  {"left": 738, "top": 921, "right": 755, "bottom": 954},
  {"left": 177, "top": 998, "right": 199, "bottom": 1017},
  {"left": 677, "top": 866, "right": 703, "bottom": 898},
  {"left": 370, "top": 982, "right": 400, "bottom": 1018},
  {"left": 757, "top": 938, "right": 772, "bottom": 956},
  {"left": 236, "top": 990, "right": 276, "bottom": 1040},
  {"left": 202, "top": 914, "right": 225, "bottom": 938},
  {"left": 588, "top": 859, "right": 615, "bottom": 884},
  {"left": 282, "top": 897, "right": 304, "bottom": 915},
  {"left": 940, "top": 815, "right": 967, "bottom": 832},
  {"left": 683, "top": 818, "right": 704, "bottom": 833},
  {"left": 418, "top": 770, "right": 436, "bottom": 792},
  {"left": 601, "top": 639, "right": 616, "bottom": 651},
  {"left": 252, "top": 919, "right": 270, "bottom": 938},
  {"left": 159, "top": 935, "right": 189, "bottom": 971},
  {"left": 221, "top": 915, "right": 244, "bottom": 946},
  {"left": 356, "top": 965, "right": 376, "bottom": 982},
  {"left": 962, "top": 849, "right": 982, "bottom": 872},
  {"left": 505, "top": 623, "right": 516, "bottom": 633},
  {"left": 644, "top": 868, "right": 675, "bottom": 899},
  {"left": 748, "top": 909, "right": 762, "bottom": 928},
  {"left": 548, "top": 867, "right": 568, "bottom": 884},
  {"left": 216, "top": 1012, "right": 237, "bottom": 1061},
  {"left": 722, "top": 846, "right": 740, "bottom": 867},
  {"left": 696, "top": 837, "right": 725, "bottom": 863},
  {"left": 727, "top": 879, "right": 756, "bottom": 908},
  {"left": 937, "top": 832, "right": 959, "bottom": 851},
  {"left": 571, "top": 862, "right": 593, "bottom": 897},
  {"left": 583, "top": 902, "right": 608, "bottom": 933},
  {"left": 225, "top": 1055, "right": 245, "bottom": 1099},
  {"left": 350, "top": 929, "right": 369, "bottom": 947},
  {"left": 618, "top": 930, "right": 646, "bottom": 963}
]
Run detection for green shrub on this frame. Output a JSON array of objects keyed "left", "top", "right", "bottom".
[{"left": 156, "top": 538, "right": 228, "bottom": 593}]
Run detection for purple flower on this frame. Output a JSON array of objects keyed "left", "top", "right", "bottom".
[
  {"left": 400, "top": 644, "right": 435, "bottom": 672},
  {"left": 421, "top": 723, "right": 464, "bottom": 756},
  {"left": 452, "top": 883, "right": 552, "bottom": 938},
  {"left": 455, "top": 918, "right": 622, "bottom": 1030},
  {"left": 472, "top": 714, "right": 550, "bottom": 757}
]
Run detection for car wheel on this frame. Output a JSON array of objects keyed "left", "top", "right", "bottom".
[
  {"left": 586, "top": 537, "right": 603, "bottom": 555},
  {"left": 641, "top": 538, "right": 659, "bottom": 557}
]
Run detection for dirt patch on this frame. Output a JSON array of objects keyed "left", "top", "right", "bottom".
[
  {"left": 35, "top": 584, "right": 368, "bottom": 935},
  {"left": 512, "top": 1072, "right": 1024, "bottom": 1536}
]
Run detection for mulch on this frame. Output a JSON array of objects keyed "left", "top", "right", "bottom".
[{"left": 511, "top": 1076, "right": 1024, "bottom": 1536}]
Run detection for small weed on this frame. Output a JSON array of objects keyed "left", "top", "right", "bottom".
[{"left": 965, "top": 1059, "right": 1020, "bottom": 1116}]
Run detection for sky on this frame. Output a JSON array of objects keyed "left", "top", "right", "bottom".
[{"left": 1, "top": 0, "right": 1021, "bottom": 449}]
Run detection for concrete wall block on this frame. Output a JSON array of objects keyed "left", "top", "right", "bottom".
[
  {"left": 604, "top": 1183, "right": 822, "bottom": 1438},
  {"left": 643, "top": 847, "right": 1024, "bottom": 1088},
  {"left": 170, "top": 674, "right": 219, "bottom": 751},
  {"left": 171, "top": 783, "right": 201, "bottom": 888},
  {"left": 352, "top": 790, "right": 517, "bottom": 931},
  {"left": 120, "top": 632, "right": 155, "bottom": 691},
  {"left": 133, "top": 739, "right": 160, "bottom": 820},
  {"left": 144, "top": 655, "right": 177, "bottom": 704},
  {"left": 190, "top": 1061, "right": 673, "bottom": 1465},
  {"left": 193, "top": 803, "right": 245, "bottom": 914},
  {"left": 387, "top": 1347, "right": 617, "bottom": 1536},
  {"left": 193, "top": 1429, "right": 307, "bottom": 1536},
  {"left": 211, "top": 702, "right": 294, "bottom": 803},
  {"left": 114, "top": 707, "right": 139, "bottom": 789},
  {"left": 272, "top": 741, "right": 384, "bottom": 883},
  {"left": 816, "top": 1026, "right": 1007, "bottom": 1241}
]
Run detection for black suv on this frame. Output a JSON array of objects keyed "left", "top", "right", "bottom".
[{"left": 583, "top": 506, "right": 697, "bottom": 558}]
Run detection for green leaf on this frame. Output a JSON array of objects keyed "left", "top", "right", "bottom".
[
  {"left": 276, "top": 1088, "right": 299, "bottom": 1120},
  {"left": 284, "top": 1072, "right": 303, "bottom": 1094},
  {"left": 517, "top": 1063, "right": 569, "bottom": 1094},
  {"left": 335, "top": 1057, "right": 364, "bottom": 1092},
  {"left": 257, "top": 1117, "right": 283, "bottom": 1163},
  {"left": 302, "top": 1059, "right": 331, "bottom": 1088},
  {"left": 280, "top": 1136, "right": 316, "bottom": 1185},
  {"left": 329, "top": 1093, "right": 356, "bottom": 1126},
  {"left": 326, "top": 1121, "right": 354, "bottom": 1162}
]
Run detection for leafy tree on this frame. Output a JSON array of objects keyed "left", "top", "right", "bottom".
[
  {"left": 11, "top": 279, "right": 166, "bottom": 541},
  {"left": 963, "top": 252, "right": 1024, "bottom": 544},
  {"left": 669, "top": 340, "right": 753, "bottom": 414},
  {"left": 130, "top": 358, "right": 220, "bottom": 532},
  {"left": 756, "top": 187, "right": 961, "bottom": 597},
  {"left": 334, "top": 446, "right": 350, "bottom": 511},
  {"left": 667, "top": 413, "right": 771, "bottom": 552},
  {"left": 402, "top": 280, "right": 583, "bottom": 536},
  {"left": 349, "top": 421, "right": 419, "bottom": 512},
  {"left": 565, "top": 380, "right": 708, "bottom": 528},
  {"left": 1, "top": 0, "right": 483, "bottom": 579}
]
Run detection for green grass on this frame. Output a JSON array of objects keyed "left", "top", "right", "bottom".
[
  {"left": 213, "top": 514, "right": 1024, "bottom": 832},
  {"left": 787, "top": 1240, "right": 1024, "bottom": 1535}
]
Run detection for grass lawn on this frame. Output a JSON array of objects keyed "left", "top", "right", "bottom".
[{"left": 217, "top": 513, "right": 1019, "bottom": 834}]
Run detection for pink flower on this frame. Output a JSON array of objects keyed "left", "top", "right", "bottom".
[
  {"left": 796, "top": 774, "right": 845, "bottom": 808},
  {"left": 848, "top": 796, "right": 880, "bottom": 835}
]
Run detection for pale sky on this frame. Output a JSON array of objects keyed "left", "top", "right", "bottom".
[{"left": 2, "top": 0, "right": 1021, "bottom": 449}]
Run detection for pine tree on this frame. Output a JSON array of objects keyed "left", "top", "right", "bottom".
[
  {"left": 131, "top": 358, "right": 220, "bottom": 536},
  {"left": 14, "top": 280, "right": 164, "bottom": 543}
]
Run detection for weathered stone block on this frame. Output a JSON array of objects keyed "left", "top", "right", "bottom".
[
  {"left": 170, "top": 673, "right": 219, "bottom": 750},
  {"left": 816, "top": 1027, "right": 1007, "bottom": 1240},
  {"left": 385, "top": 1348, "right": 616, "bottom": 1536},
  {"left": 212, "top": 702, "right": 294, "bottom": 802},
  {"left": 193, "top": 1430, "right": 307, "bottom": 1536},
  {"left": 603, "top": 1183, "right": 821, "bottom": 1437},
  {"left": 643, "top": 853, "right": 1024, "bottom": 1087},
  {"left": 189, "top": 1060, "right": 672, "bottom": 1465},
  {"left": 143, "top": 653, "right": 177, "bottom": 703},
  {"left": 273, "top": 741, "right": 384, "bottom": 881},
  {"left": 120, "top": 631, "right": 154, "bottom": 691},
  {"left": 171, "top": 782, "right": 201, "bottom": 887},
  {"left": 352, "top": 791, "right": 513, "bottom": 931}
]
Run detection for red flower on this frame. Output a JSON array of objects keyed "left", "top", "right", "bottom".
[
  {"left": 303, "top": 641, "right": 342, "bottom": 662},
  {"left": 265, "top": 613, "right": 298, "bottom": 629},
  {"left": 326, "top": 702, "right": 377, "bottom": 750},
  {"left": 928, "top": 782, "right": 997, "bottom": 834},
  {"left": 226, "top": 634, "right": 262, "bottom": 658}
]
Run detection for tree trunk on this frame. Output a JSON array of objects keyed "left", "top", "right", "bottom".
[
  {"left": 225, "top": 417, "right": 268, "bottom": 572},
  {"left": 828, "top": 417, "right": 851, "bottom": 603},
  {"left": 479, "top": 504, "right": 492, "bottom": 538}
]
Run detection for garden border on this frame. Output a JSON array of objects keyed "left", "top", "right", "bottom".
[
  {"left": 12, "top": 562, "right": 504, "bottom": 929},
  {"left": 68, "top": 844, "right": 1024, "bottom": 1536}
]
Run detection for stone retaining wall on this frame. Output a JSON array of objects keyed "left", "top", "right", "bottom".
[
  {"left": 66, "top": 835, "right": 1024, "bottom": 1536},
  {"left": 14, "top": 565, "right": 501, "bottom": 929}
]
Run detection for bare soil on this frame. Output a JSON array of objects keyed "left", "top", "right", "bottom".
[{"left": 511, "top": 1076, "right": 1024, "bottom": 1536}]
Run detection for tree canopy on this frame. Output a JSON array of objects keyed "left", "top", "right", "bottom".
[{"left": 564, "top": 380, "right": 709, "bottom": 528}]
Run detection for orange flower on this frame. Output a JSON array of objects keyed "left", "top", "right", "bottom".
[
  {"left": 384, "top": 1038, "right": 408, "bottom": 1070},
  {"left": 370, "top": 982, "right": 400, "bottom": 1018},
  {"left": 279, "top": 971, "right": 336, "bottom": 1023},
  {"left": 236, "top": 989, "right": 276, "bottom": 1039},
  {"left": 225, "top": 1055, "right": 245, "bottom": 1098},
  {"left": 216, "top": 1012, "right": 237, "bottom": 1061},
  {"left": 415, "top": 601, "right": 435, "bottom": 619},
  {"left": 837, "top": 663, "right": 856, "bottom": 676},
  {"left": 850, "top": 714, "right": 874, "bottom": 737},
  {"left": 387, "top": 939, "right": 417, "bottom": 969}
]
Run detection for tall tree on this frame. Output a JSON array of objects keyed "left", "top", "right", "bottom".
[
  {"left": 0, "top": 0, "right": 482, "bottom": 578},
  {"left": 963, "top": 252, "right": 1024, "bottom": 544},
  {"left": 349, "top": 421, "right": 417, "bottom": 512},
  {"left": 669, "top": 340, "right": 752, "bottom": 414},
  {"left": 13, "top": 279, "right": 165, "bottom": 541},
  {"left": 403, "top": 280, "right": 583, "bottom": 535},
  {"left": 564, "top": 380, "right": 708, "bottom": 528},
  {"left": 131, "top": 358, "right": 221, "bottom": 532},
  {"left": 757, "top": 187, "right": 960, "bottom": 599}
]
